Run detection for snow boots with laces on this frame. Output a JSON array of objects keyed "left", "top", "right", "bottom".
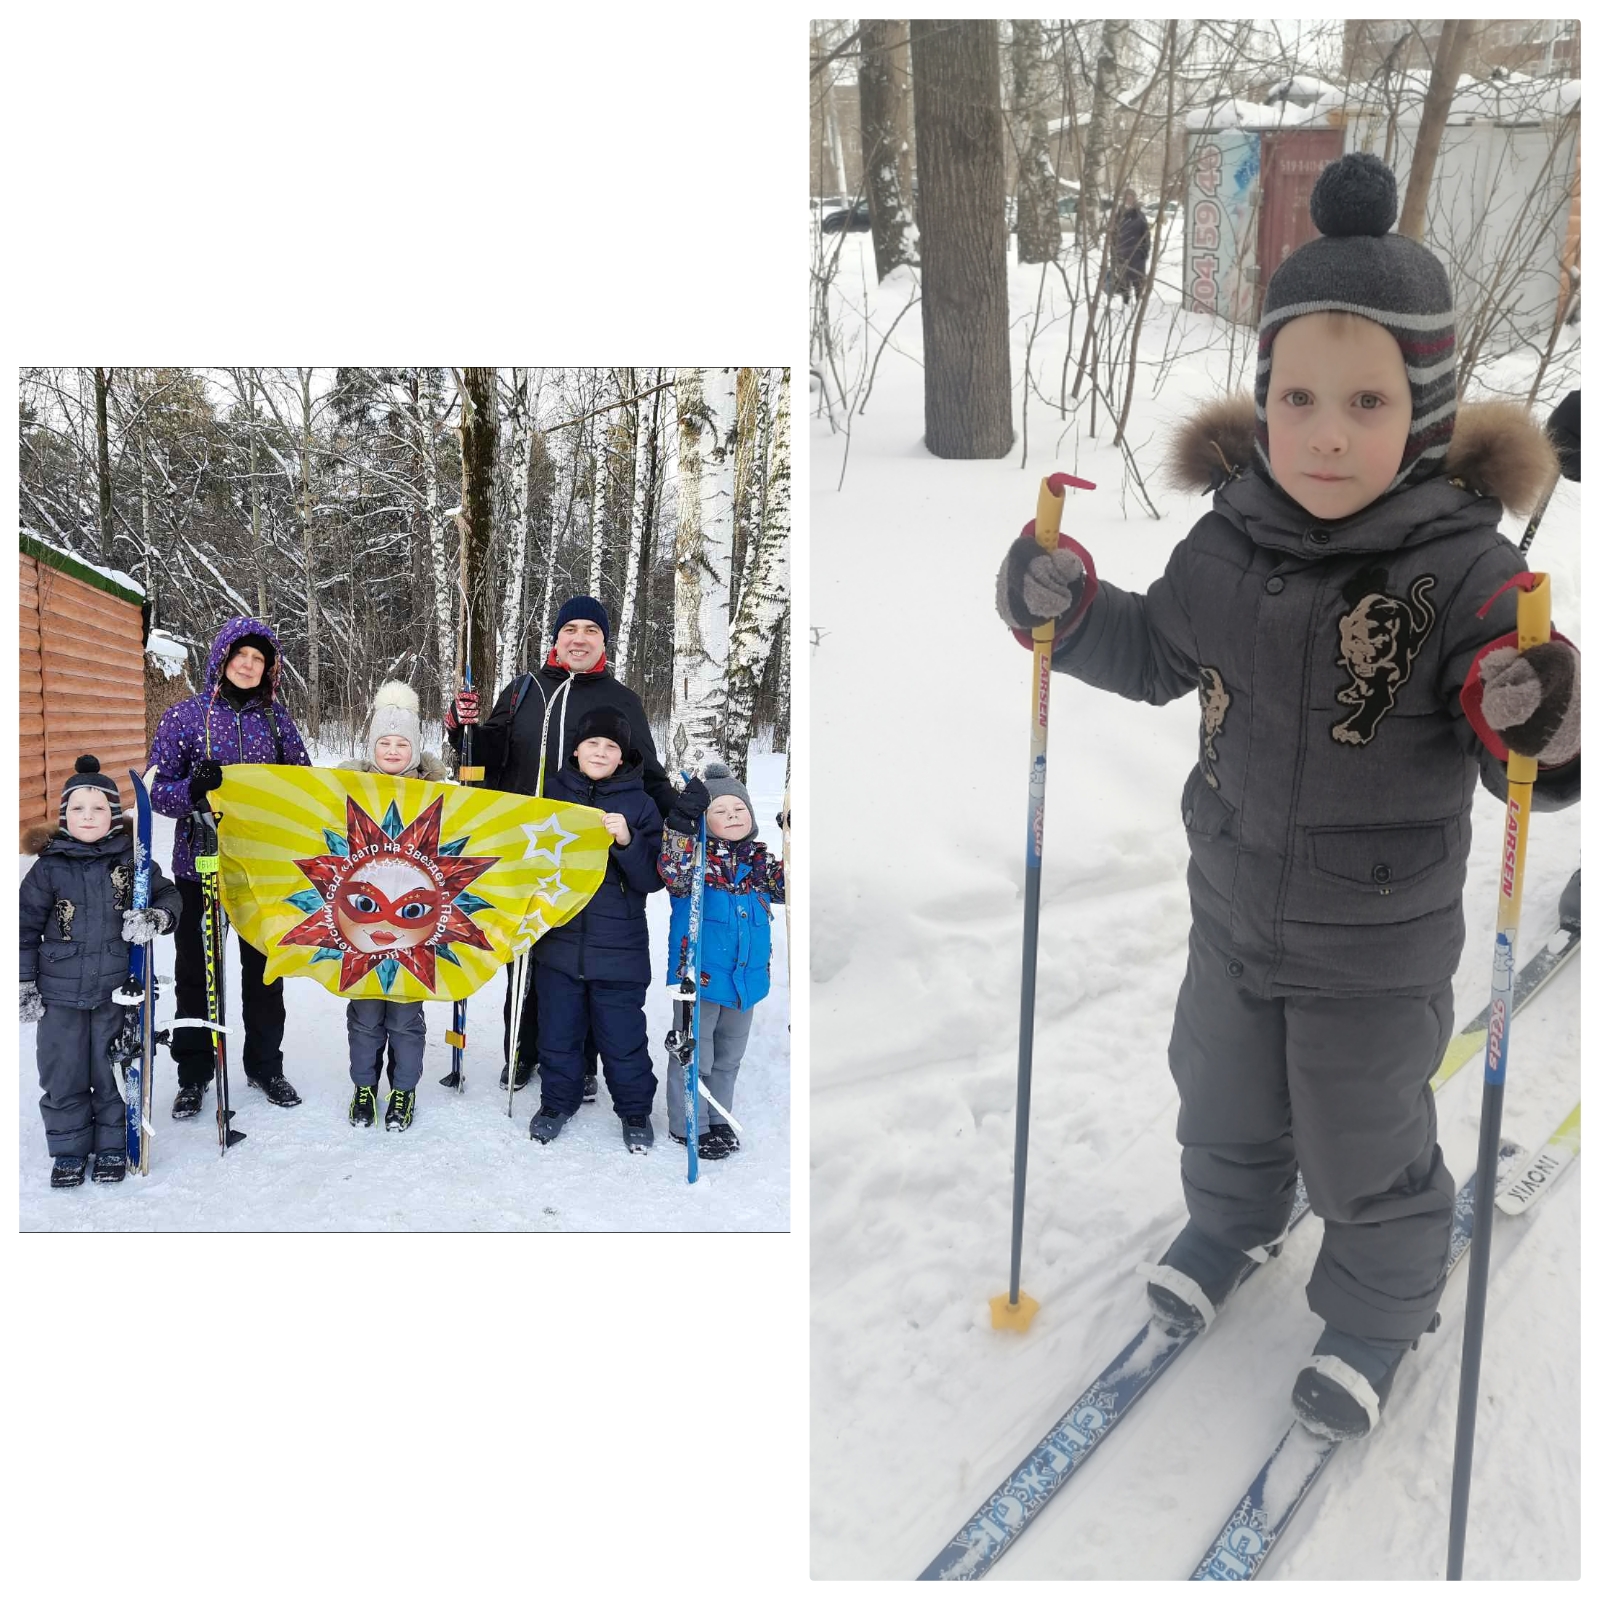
[
  {"left": 249, "top": 1073, "right": 302, "bottom": 1107},
  {"left": 171, "top": 1082, "right": 207, "bottom": 1120},
  {"left": 385, "top": 1090, "right": 415, "bottom": 1132},
  {"left": 348, "top": 1085, "right": 377, "bottom": 1128}
]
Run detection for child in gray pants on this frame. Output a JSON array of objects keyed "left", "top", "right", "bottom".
[
  {"left": 20, "top": 756, "right": 181, "bottom": 1187},
  {"left": 338, "top": 682, "right": 451, "bottom": 1132},
  {"left": 660, "top": 762, "right": 785, "bottom": 1160},
  {"left": 995, "top": 154, "right": 1579, "bottom": 1441}
]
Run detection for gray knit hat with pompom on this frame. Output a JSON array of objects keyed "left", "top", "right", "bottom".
[{"left": 1255, "top": 152, "right": 1456, "bottom": 498}]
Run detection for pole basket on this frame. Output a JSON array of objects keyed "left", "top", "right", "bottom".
[{"left": 989, "top": 1291, "right": 1041, "bottom": 1333}]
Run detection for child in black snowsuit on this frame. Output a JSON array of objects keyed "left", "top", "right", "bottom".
[
  {"left": 527, "top": 706, "right": 664, "bottom": 1153},
  {"left": 20, "top": 756, "right": 181, "bottom": 1187},
  {"left": 996, "top": 155, "right": 1580, "bottom": 1440}
]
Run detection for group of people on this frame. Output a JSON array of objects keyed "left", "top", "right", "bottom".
[{"left": 22, "top": 594, "right": 785, "bottom": 1189}]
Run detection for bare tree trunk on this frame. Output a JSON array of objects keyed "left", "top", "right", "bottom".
[
  {"left": 722, "top": 367, "right": 791, "bottom": 779},
  {"left": 1012, "top": 20, "right": 1062, "bottom": 265},
  {"left": 730, "top": 365, "right": 761, "bottom": 619},
  {"left": 1078, "top": 20, "right": 1124, "bottom": 239},
  {"left": 299, "top": 367, "right": 320, "bottom": 739},
  {"left": 618, "top": 375, "right": 664, "bottom": 682},
  {"left": 458, "top": 366, "right": 499, "bottom": 696},
  {"left": 911, "top": 19, "right": 1013, "bottom": 459},
  {"left": 93, "top": 367, "right": 114, "bottom": 565},
  {"left": 421, "top": 377, "right": 454, "bottom": 714},
  {"left": 497, "top": 367, "right": 531, "bottom": 678},
  {"left": 1399, "top": 20, "right": 1477, "bottom": 241},
  {"left": 669, "top": 367, "right": 736, "bottom": 769},
  {"left": 239, "top": 368, "right": 268, "bottom": 620},
  {"left": 858, "top": 20, "right": 917, "bottom": 279}
]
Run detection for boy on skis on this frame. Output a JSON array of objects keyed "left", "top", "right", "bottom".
[
  {"left": 995, "top": 155, "right": 1580, "bottom": 1441},
  {"left": 337, "top": 681, "right": 452, "bottom": 1133},
  {"left": 659, "top": 761, "right": 785, "bottom": 1160},
  {"left": 20, "top": 756, "right": 181, "bottom": 1187},
  {"left": 526, "top": 707, "right": 664, "bottom": 1152}
]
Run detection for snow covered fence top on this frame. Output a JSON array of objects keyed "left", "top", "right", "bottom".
[{"left": 19, "top": 530, "right": 147, "bottom": 839}]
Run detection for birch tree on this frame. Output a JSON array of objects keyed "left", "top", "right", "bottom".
[
  {"left": 668, "top": 366, "right": 737, "bottom": 769},
  {"left": 456, "top": 366, "right": 499, "bottom": 697},
  {"left": 617, "top": 370, "right": 666, "bottom": 680},
  {"left": 722, "top": 367, "right": 791, "bottom": 778},
  {"left": 1012, "top": 20, "right": 1061, "bottom": 265}
]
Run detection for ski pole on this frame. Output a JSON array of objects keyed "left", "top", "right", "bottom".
[
  {"left": 442, "top": 663, "right": 480, "bottom": 1091},
  {"left": 992, "top": 470, "right": 1095, "bottom": 1334},
  {"left": 1517, "top": 472, "right": 1561, "bottom": 555},
  {"left": 1446, "top": 570, "right": 1551, "bottom": 1579}
]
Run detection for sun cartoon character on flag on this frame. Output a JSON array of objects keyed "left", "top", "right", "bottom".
[{"left": 210, "top": 766, "right": 612, "bottom": 1001}]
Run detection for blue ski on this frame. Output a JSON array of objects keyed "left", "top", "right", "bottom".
[
  {"left": 919, "top": 1181, "right": 1315, "bottom": 1580},
  {"left": 1190, "top": 1135, "right": 1548, "bottom": 1581},
  {"left": 114, "top": 766, "right": 159, "bottom": 1174}
]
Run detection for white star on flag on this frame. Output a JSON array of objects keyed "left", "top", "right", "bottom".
[{"left": 523, "top": 813, "right": 578, "bottom": 866}]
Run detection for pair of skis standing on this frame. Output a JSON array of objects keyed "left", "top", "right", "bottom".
[{"left": 111, "top": 765, "right": 240, "bottom": 1172}]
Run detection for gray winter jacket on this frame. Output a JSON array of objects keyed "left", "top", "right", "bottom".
[
  {"left": 20, "top": 818, "right": 182, "bottom": 1008},
  {"left": 1052, "top": 398, "right": 1579, "bottom": 999}
]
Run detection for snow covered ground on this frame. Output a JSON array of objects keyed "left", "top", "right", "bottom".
[
  {"left": 18, "top": 752, "right": 789, "bottom": 1232},
  {"left": 810, "top": 230, "right": 1579, "bottom": 1578}
]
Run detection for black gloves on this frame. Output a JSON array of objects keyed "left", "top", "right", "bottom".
[
  {"left": 189, "top": 761, "right": 224, "bottom": 800},
  {"left": 667, "top": 777, "right": 711, "bottom": 834}
]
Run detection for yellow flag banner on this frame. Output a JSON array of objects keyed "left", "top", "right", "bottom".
[{"left": 211, "top": 765, "right": 611, "bottom": 1001}]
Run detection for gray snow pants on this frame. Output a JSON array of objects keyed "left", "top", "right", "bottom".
[
  {"left": 666, "top": 1000, "right": 756, "bottom": 1139},
  {"left": 346, "top": 999, "right": 426, "bottom": 1092},
  {"left": 35, "top": 998, "right": 127, "bottom": 1158},
  {"left": 1168, "top": 930, "right": 1456, "bottom": 1344}
]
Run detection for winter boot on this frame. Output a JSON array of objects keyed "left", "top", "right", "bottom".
[
  {"left": 500, "top": 1059, "right": 535, "bottom": 1091},
  {"left": 621, "top": 1115, "right": 655, "bottom": 1153},
  {"left": 385, "top": 1090, "right": 416, "bottom": 1132},
  {"left": 171, "top": 1082, "right": 207, "bottom": 1120},
  {"left": 348, "top": 1085, "right": 378, "bottom": 1128},
  {"left": 92, "top": 1150, "right": 127, "bottom": 1184},
  {"left": 583, "top": 1072, "right": 598, "bottom": 1105},
  {"left": 51, "top": 1155, "right": 88, "bottom": 1189},
  {"left": 249, "top": 1073, "right": 302, "bottom": 1107},
  {"left": 1291, "top": 1323, "right": 1419, "bottom": 1441},
  {"left": 529, "top": 1105, "right": 572, "bottom": 1144},
  {"left": 700, "top": 1123, "right": 739, "bottom": 1160},
  {"left": 1143, "top": 1219, "right": 1278, "bottom": 1334}
]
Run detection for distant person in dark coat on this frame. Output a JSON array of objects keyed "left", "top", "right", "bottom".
[{"left": 1110, "top": 189, "right": 1151, "bottom": 304}]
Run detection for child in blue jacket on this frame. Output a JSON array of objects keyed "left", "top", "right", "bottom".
[{"left": 660, "top": 761, "right": 786, "bottom": 1159}]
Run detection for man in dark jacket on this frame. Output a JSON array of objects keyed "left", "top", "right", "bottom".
[
  {"left": 526, "top": 707, "right": 665, "bottom": 1152},
  {"left": 1110, "top": 189, "right": 1150, "bottom": 303},
  {"left": 446, "top": 595, "right": 676, "bottom": 1091}
]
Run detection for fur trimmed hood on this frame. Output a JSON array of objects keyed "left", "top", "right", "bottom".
[
  {"left": 23, "top": 813, "right": 133, "bottom": 858},
  {"left": 1167, "top": 394, "right": 1558, "bottom": 516}
]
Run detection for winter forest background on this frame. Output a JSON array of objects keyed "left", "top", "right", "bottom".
[{"left": 18, "top": 366, "right": 791, "bottom": 779}]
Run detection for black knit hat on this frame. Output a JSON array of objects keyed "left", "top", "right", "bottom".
[
  {"left": 552, "top": 595, "right": 610, "bottom": 645},
  {"left": 1256, "top": 152, "right": 1456, "bottom": 498},
  {"left": 569, "top": 706, "right": 633, "bottom": 759},
  {"left": 60, "top": 754, "right": 122, "bottom": 828}
]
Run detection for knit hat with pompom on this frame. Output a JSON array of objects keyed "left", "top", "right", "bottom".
[
  {"left": 60, "top": 753, "right": 122, "bottom": 828},
  {"left": 1255, "top": 152, "right": 1456, "bottom": 498},
  {"left": 702, "top": 760, "right": 757, "bottom": 841},
  {"left": 367, "top": 681, "right": 422, "bottom": 775}
]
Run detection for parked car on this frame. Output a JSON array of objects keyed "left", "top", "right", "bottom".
[{"left": 821, "top": 199, "right": 871, "bottom": 234}]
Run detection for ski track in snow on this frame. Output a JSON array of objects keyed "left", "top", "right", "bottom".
[
  {"left": 810, "top": 229, "right": 1578, "bottom": 1578},
  {"left": 19, "top": 754, "right": 790, "bottom": 1233}
]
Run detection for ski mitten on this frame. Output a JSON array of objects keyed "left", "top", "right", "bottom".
[
  {"left": 996, "top": 537, "right": 1087, "bottom": 630},
  {"left": 189, "top": 760, "right": 224, "bottom": 801},
  {"left": 1478, "top": 641, "right": 1580, "bottom": 764},
  {"left": 121, "top": 907, "right": 172, "bottom": 944},
  {"left": 20, "top": 981, "right": 45, "bottom": 1025},
  {"left": 667, "top": 776, "right": 711, "bottom": 835}
]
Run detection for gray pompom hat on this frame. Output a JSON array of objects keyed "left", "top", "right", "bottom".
[
  {"left": 702, "top": 760, "right": 757, "bottom": 840},
  {"left": 1255, "top": 152, "right": 1456, "bottom": 499}
]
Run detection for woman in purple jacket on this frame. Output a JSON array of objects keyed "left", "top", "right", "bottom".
[{"left": 145, "top": 617, "right": 312, "bottom": 1120}]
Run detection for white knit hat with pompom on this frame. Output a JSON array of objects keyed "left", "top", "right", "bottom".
[{"left": 368, "top": 681, "right": 421, "bottom": 774}]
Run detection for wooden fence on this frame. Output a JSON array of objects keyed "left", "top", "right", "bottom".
[{"left": 19, "top": 535, "right": 147, "bottom": 839}]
